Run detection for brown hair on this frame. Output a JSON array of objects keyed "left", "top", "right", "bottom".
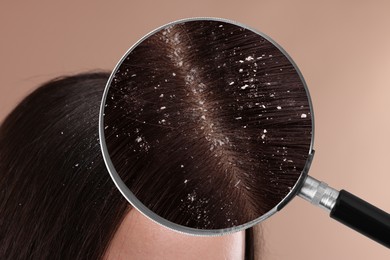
[
  {"left": 0, "top": 72, "right": 257, "bottom": 259},
  {"left": 103, "top": 19, "right": 312, "bottom": 230}
]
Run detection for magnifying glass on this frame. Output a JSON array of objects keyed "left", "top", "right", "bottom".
[{"left": 99, "top": 17, "right": 390, "bottom": 248}]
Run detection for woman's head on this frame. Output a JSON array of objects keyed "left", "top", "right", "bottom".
[
  {"left": 0, "top": 73, "right": 127, "bottom": 259},
  {"left": 0, "top": 72, "right": 257, "bottom": 259}
]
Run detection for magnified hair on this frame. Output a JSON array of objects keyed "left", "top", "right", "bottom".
[{"left": 103, "top": 19, "right": 312, "bottom": 230}]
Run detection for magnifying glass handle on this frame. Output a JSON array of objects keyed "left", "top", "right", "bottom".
[
  {"left": 298, "top": 175, "right": 390, "bottom": 248},
  {"left": 330, "top": 189, "right": 390, "bottom": 248}
]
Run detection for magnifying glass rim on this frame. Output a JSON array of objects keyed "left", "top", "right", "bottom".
[{"left": 99, "top": 16, "right": 315, "bottom": 236}]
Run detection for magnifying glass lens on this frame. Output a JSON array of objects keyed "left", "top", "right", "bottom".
[{"left": 100, "top": 18, "right": 313, "bottom": 234}]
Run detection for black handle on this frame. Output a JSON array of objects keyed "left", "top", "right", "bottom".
[{"left": 330, "top": 189, "right": 390, "bottom": 248}]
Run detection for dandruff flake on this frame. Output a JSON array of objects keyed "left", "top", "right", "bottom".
[{"left": 245, "top": 56, "right": 254, "bottom": 61}]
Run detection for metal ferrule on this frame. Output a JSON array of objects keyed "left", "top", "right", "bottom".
[{"left": 298, "top": 175, "right": 340, "bottom": 212}]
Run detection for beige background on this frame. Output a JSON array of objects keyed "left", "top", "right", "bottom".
[{"left": 1, "top": 1, "right": 389, "bottom": 259}]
